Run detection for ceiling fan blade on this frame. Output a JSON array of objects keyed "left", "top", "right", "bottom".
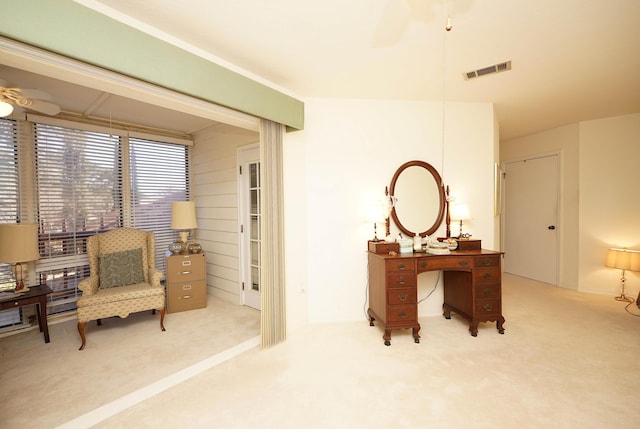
[
  {"left": 371, "top": 0, "right": 412, "bottom": 47},
  {"left": 19, "top": 88, "right": 53, "bottom": 101},
  {"left": 17, "top": 98, "right": 61, "bottom": 115}
]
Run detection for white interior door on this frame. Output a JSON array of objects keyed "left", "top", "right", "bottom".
[
  {"left": 503, "top": 154, "right": 559, "bottom": 285},
  {"left": 238, "top": 144, "right": 261, "bottom": 310}
]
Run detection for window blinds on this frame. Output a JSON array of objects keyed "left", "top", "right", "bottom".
[
  {"left": 1, "top": 115, "right": 191, "bottom": 324},
  {"left": 0, "top": 118, "right": 31, "bottom": 327},
  {"left": 34, "top": 123, "right": 123, "bottom": 313},
  {"left": 129, "top": 137, "right": 190, "bottom": 272}
]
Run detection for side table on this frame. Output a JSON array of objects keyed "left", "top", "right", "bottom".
[{"left": 0, "top": 285, "right": 52, "bottom": 343}]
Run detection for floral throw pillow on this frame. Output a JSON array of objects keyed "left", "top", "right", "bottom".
[{"left": 98, "top": 248, "right": 145, "bottom": 289}]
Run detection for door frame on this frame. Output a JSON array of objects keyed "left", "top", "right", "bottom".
[{"left": 500, "top": 151, "right": 562, "bottom": 286}]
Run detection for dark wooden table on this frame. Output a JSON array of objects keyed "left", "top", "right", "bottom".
[{"left": 0, "top": 285, "right": 52, "bottom": 343}]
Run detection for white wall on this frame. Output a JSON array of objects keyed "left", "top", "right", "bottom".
[
  {"left": 501, "top": 123, "right": 581, "bottom": 289},
  {"left": 284, "top": 98, "right": 497, "bottom": 329},
  {"left": 579, "top": 114, "right": 640, "bottom": 297},
  {"left": 502, "top": 113, "right": 640, "bottom": 298},
  {"left": 192, "top": 125, "right": 259, "bottom": 303}
]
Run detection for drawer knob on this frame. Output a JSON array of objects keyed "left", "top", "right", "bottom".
[
  {"left": 483, "top": 304, "right": 493, "bottom": 312},
  {"left": 398, "top": 263, "right": 406, "bottom": 270},
  {"left": 180, "top": 271, "right": 193, "bottom": 275},
  {"left": 179, "top": 295, "right": 192, "bottom": 300},
  {"left": 397, "top": 277, "right": 406, "bottom": 285},
  {"left": 398, "top": 311, "right": 407, "bottom": 318},
  {"left": 420, "top": 261, "right": 427, "bottom": 268},
  {"left": 398, "top": 294, "right": 408, "bottom": 302},
  {"left": 459, "top": 260, "right": 468, "bottom": 267},
  {"left": 481, "top": 258, "right": 492, "bottom": 266},
  {"left": 483, "top": 288, "right": 492, "bottom": 296},
  {"left": 483, "top": 273, "right": 492, "bottom": 280}
]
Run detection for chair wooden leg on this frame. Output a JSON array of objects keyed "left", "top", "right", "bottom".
[
  {"left": 158, "top": 308, "right": 166, "bottom": 331},
  {"left": 78, "top": 321, "right": 87, "bottom": 351},
  {"left": 97, "top": 318, "right": 102, "bottom": 326}
]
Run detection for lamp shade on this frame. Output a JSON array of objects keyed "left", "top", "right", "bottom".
[
  {"left": 0, "top": 223, "right": 40, "bottom": 263},
  {"left": 171, "top": 201, "right": 198, "bottom": 229},
  {"left": 605, "top": 248, "right": 640, "bottom": 272},
  {"left": 451, "top": 203, "right": 471, "bottom": 221}
]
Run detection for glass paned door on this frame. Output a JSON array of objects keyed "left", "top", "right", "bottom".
[{"left": 239, "top": 145, "right": 261, "bottom": 310}]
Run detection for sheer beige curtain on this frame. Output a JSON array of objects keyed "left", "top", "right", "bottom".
[{"left": 259, "top": 119, "right": 286, "bottom": 348}]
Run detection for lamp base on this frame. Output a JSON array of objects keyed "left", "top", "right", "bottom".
[
  {"left": 614, "top": 294, "right": 633, "bottom": 303},
  {"left": 14, "top": 279, "right": 29, "bottom": 294}
]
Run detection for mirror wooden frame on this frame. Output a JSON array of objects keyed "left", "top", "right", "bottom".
[{"left": 389, "top": 160, "right": 447, "bottom": 237}]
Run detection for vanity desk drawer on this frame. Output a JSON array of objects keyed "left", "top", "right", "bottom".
[
  {"left": 388, "top": 288, "right": 416, "bottom": 305},
  {"left": 474, "top": 299, "right": 501, "bottom": 316},
  {"left": 417, "top": 256, "right": 473, "bottom": 272},
  {"left": 475, "top": 283, "right": 501, "bottom": 300},
  {"left": 473, "top": 267, "right": 501, "bottom": 284},
  {"left": 386, "top": 273, "right": 416, "bottom": 288},
  {"left": 387, "top": 304, "right": 417, "bottom": 323}
]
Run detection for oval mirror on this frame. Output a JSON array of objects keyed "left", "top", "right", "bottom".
[{"left": 389, "top": 160, "right": 446, "bottom": 237}]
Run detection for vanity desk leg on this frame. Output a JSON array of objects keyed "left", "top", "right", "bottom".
[
  {"left": 412, "top": 326, "right": 421, "bottom": 344},
  {"left": 497, "top": 316, "right": 506, "bottom": 334}
]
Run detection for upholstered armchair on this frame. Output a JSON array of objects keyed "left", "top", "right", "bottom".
[{"left": 76, "top": 228, "right": 166, "bottom": 350}]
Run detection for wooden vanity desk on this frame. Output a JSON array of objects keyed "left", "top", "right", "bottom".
[{"left": 367, "top": 248, "right": 505, "bottom": 346}]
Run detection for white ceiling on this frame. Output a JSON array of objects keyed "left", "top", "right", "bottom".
[{"left": 4, "top": 0, "right": 640, "bottom": 140}]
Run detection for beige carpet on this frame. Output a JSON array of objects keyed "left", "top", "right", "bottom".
[
  {"left": 0, "top": 295, "right": 260, "bottom": 428},
  {"left": 1, "top": 274, "right": 639, "bottom": 428}
]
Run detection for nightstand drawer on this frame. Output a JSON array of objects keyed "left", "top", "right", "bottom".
[
  {"left": 167, "top": 280, "right": 206, "bottom": 313},
  {"left": 167, "top": 254, "right": 205, "bottom": 282}
]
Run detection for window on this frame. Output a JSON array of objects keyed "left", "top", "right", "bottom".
[
  {"left": 0, "top": 119, "right": 22, "bottom": 327},
  {"left": 129, "top": 137, "right": 190, "bottom": 271},
  {"left": 35, "top": 123, "right": 123, "bottom": 313},
  {"left": 30, "top": 119, "right": 191, "bottom": 316}
]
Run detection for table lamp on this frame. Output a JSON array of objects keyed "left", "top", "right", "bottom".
[
  {"left": 0, "top": 223, "right": 40, "bottom": 293},
  {"left": 605, "top": 247, "right": 640, "bottom": 302},
  {"left": 171, "top": 201, "right": 198, "bottom": 253},
  {"left": 368, "top": 199, "right": 386, "bottom": 242},
  {"left": 451, "top": 203, "right": 471, "bottom": 239}
]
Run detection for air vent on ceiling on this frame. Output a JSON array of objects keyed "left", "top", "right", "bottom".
[{"left": 464, "top": 61, "right": 512, "bottom": 80}]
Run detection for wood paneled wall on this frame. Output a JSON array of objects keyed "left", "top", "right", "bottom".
[{"left": 192, "top": 125, "right": 259, "bottom": 303}]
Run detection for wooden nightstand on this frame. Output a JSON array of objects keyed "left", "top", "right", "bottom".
[{"left": 166, "top": 252, "right": 207, "bottom": 313}]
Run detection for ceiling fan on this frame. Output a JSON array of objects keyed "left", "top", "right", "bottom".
[
  {"left": 0, "top": 79, "right": 61, "bottom": 117},
  {"left": 371, "top": 0, "right": 473, "bottom": 47}
]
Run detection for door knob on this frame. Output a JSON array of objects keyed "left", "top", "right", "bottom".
[{"left": 548, "top": 225, "right": 556, "bottom": 230}]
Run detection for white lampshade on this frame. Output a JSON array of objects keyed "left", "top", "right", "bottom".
[
  {"left": 0, "top": 223, "right": 40, "bottom": 263},
  {"left": 0, "top": 100, "right": 14, "bottom": 117},
  {"left": 451, "top": 203, "right": 471, "bottom": 221},
  {"left": 605, "top": 248, "right": 640, "bottom": 272},
  {"left": 171, "top": 201, "right": 198, "bottom": 230}
]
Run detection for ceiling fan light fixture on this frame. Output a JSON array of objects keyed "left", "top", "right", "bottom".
[{"left": 0, "top": 98, "right": 13, "bottom": 117}]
